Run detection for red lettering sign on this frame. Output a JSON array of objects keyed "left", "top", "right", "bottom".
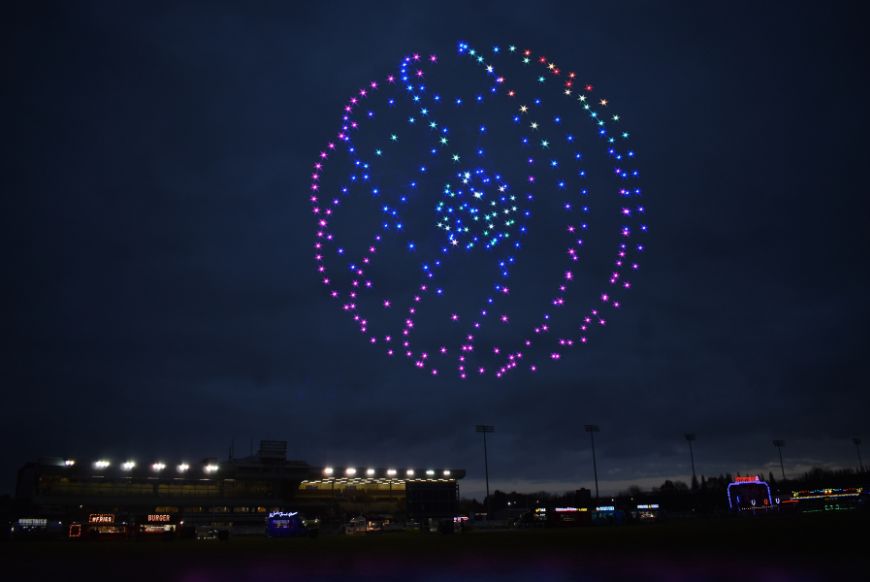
[{"left": 88, "top": 514, "right": 115, "bottom": 524}]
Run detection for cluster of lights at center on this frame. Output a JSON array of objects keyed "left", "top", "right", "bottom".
[
  {"left": 310, "top": 41, "right": 646, "bottom": 379},
  {"left": 435, "top": 169, "right": 519, "bottom": 251}
]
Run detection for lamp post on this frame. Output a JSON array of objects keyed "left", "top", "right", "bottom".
[
  {"left": 772, "top": 440, "right": 786, "bottom": 481},
  {"left": 585, "top": 425, "right": 600, "bottom": 501},
  {"left": 475, "top": 425, "right": 495, "bottom": 519},
  {"left": 853, "top": 438, "right": 864, "bottom": 473},
  {"left": 684, "top": 433, "right": 697, "bottom": 488}
]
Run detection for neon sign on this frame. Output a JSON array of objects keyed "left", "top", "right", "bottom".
[
  {"left": 734, "top": 475, "right": 760, "bottom": 483},
  {"left": 147, "top": 514, "right": 170, "bottom": 522},
  {"left": 791, "top": 487, "right": 863, "bottom": 500},
  {"left": 88, "top": 514, "right": 115, "bottom": 524},
  {"left": 726, "top": 478, "right": 773, "bottom": 511}
]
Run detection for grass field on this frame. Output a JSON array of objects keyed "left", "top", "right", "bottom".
[{"left": 2, "top": 512, "right": 867, "bottom": 580}]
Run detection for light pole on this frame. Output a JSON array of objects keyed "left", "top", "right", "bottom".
[
  {"left": 475, "top": 425, "right": 495, "bottom": 519},
  {"left": 585, "top": 425, "right": 600, "bottom": 501},
  {"left": 772, "top": 440, "right": 786, "bottom": 481},
  {"left": 684, "top": 433, "right": 697, "bottom": 488},
  {"left": 853, "top": 438, "right": 864, "bottom": 473}
]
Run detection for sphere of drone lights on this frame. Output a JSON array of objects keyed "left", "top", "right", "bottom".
[{"left": 310, "top": 42, "right": 646, "bottom": 380}]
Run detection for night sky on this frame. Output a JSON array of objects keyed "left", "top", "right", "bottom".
[{"left": 4, "top": 1, "right": 869, "bottom": 499}]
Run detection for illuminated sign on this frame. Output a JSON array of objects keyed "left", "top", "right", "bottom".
[
  {"left": 17, "top": 518, "right": 47, "bottom": 527},
  {"left": 88, "top": 514, "right": 115, "bottom": 524},
  {"left": 726, "top": 478, "right": 773, "bottom": 511},
  {"left": 791, "top": 487, "right": 863, "bottom": 500},
  {"left": 636, "top": 504, "right": 660, "bottom": 510},
  {"left": 595, "top": 505, "right": 615, "bottom": 511},
  {"left": 68, "top": 523, "right": 82, "bottom": 538},
  {"left": 266, "top": 511, "right": 306, "bottom": 538},
  {"left": 147, "top": 514, "right": 171, "bottom": 523},
  {"left": 554, "top": 507, "right": 579, "bottom": 512}
]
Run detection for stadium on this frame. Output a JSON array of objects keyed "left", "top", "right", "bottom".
[{"left": 14, "top": 441, "right": 464, "bottom": 538}]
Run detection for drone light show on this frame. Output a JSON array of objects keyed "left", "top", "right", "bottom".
[{"left": 310, "top": 42, "right": 647, "bottom": 380}]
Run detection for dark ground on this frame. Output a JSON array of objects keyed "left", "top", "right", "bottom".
[{"left": 2, "top": 512, "right": 868, "bottom": 581}]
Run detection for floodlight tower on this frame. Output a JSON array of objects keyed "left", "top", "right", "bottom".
[
  {"left": 772, "top": 440, "right": 786, "bottom": 481},
  {"left": 853, "top": 437, "right": 864, "bottom": 473},
  {"left": 684, "top": 433, "right": 697, "bottom": 487},
  {"left": 475, "top": 425, "right": 495, "bottom": 518},
  {"left": 585, "top": 425, "right": 601, "bottom": 500}
]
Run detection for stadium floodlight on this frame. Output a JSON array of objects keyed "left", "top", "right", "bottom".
[
  {"left": 204, "top": 463, "right": 219, "bottom": 474},
  {"left": 345, "top": 467, "right": 357, "bottom": 477},
  {"left": 684, "top": 433, "right": 697, "bottom": 486},
  {"left": 475, "top": 425, "right": 495, "bottom": 519},
  {"left": 772, "top": 440, "right": 786, "bottom": 481},
  {"left": 853, "top": 438, "right": 864, "bottom": 473},
  {"left": 151, "top": 462, "right": 166, "bottom": 472},
  {"left": 406, "top": 469, "right": 415, "bottom": 477},
  {"left": 323, "top": 466, "right": 334, "bottom": 477},
  {"left": 366, "top": 468, "right": 376, "bottom": 477},
  {"left": 584, "top": 425, "right": 601, "bottom": 500},
  {"left": 177, "top": 463, "right": 190, "bottom": 473},
  {"left": 94, "top": 459, "right": 111, "bottom": 470},
  {"left": 386, "top": 468, "right": 397, "bottom": 477},
  {"left": 121, "top": 460, "right": 136, "bottom": 471},
  {"left": 63, "top": 459, "right": 76, "bottom": 467}
]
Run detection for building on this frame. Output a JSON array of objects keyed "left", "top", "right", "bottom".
[{"left": 14, "top": 441, "right": 465, "bottom": 534}]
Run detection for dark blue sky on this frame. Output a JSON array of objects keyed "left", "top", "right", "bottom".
[{"left": 4, "top": 1, "right": 868, "bottom": 498}]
